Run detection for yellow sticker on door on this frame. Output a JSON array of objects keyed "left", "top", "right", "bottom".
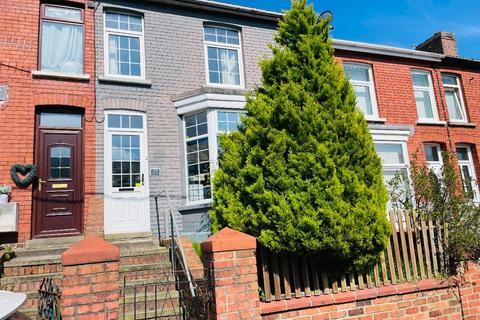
[{"left": 135, "top": 182, "right": 141, "bottom": 187}]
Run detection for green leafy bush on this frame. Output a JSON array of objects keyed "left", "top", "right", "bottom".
[
  {"left": 388, "top": 151, "right": 480, "bottom": 273},
  {"left": 210, "top": 0, "right": 390, "bottom": 269}
]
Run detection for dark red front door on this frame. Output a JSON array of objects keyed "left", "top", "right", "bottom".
[{"left": 33, "top": 112, "right": 84, "bottom": 238}]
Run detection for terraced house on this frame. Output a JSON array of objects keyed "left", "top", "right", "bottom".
[
  {"left": 2, "top": 0, "right": 480, "bottom": 250},
  {"left": 93, "top": 1, "right": 480, "bottom": 243},
  {"left": 2, "top": 0, "right": 480, "bottom": 317}
]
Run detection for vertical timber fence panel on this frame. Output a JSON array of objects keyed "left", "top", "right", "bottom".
[{"left": 257, "top": 211, "right": 447, "bottom": 301}]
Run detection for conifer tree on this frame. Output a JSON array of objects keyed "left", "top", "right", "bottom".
[{"left": 210, "top": 0, "right": 390, "bottom": 268}]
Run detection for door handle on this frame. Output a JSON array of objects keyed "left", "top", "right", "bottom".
[
  {"left": 38, "top": 178, "right": 47, "bottom": 191},
  {"left": 141, "top": 174, "right": 144, "bottom": 186}
]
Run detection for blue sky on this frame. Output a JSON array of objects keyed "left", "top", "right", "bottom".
[{"left": 216, "top": 0, "right": 480, "bottom": 58}]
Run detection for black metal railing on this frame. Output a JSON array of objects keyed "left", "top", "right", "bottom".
[
  {"left": 120, "top": 269, "right": 210, "bottom": 320},
  {"left": 38, "top": 277, "right": 61, "bottom": 320}
]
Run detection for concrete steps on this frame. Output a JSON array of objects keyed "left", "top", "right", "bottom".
[{"left": 111, "top": 235, "right": 178, "bottom": 320}]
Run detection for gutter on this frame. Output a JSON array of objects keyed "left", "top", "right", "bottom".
[
  {"left": 146, "top": 0, "right": 282, "bottom": 22},
  {"left": 333, "top": 39, "right": 444, "bottom": 62}
]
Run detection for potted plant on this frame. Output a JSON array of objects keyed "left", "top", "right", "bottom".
[{"left": 0, "top": 185, "right": 12, "bottom": 204}]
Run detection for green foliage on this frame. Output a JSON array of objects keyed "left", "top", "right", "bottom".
[
  {"left": 210, "top": 0, "right": 390, "bottom": 269},
  {"left": 389, "top": 151, "right": 480, "bottom": 272},
  {"left": 192, "top": 241, "right": 203, "bottom": 260}
]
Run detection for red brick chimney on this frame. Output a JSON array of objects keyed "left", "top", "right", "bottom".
[{"left": 416, "top": 32, "right": 458, "bottom": 57}]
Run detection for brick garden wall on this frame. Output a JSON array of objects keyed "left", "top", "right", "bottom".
[
  {"left": 0, "top": 0, "right": 98, "bottom": 243},
  {"left": 203, "top": 228, "right": 480, "bottom": 320}
]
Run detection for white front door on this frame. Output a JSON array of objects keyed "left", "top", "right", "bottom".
[{"left": 104, "top": 111, "right": 150, "bottom": 234}]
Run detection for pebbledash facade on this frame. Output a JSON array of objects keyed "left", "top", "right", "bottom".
[{"left": 2, "top": 0, "right": 480, "bottom": 245}]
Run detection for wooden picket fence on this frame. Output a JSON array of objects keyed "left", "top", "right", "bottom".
[{"left": 258, "top": 211, "right": 448, "bottom": 301}]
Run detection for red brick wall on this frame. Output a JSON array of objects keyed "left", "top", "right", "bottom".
[
  {"left": 0, "top": 0, "right": 97, "bottom": 242},
  {"left": 204, "top": 229, "right": 480, "bottom": 320},
  {"left": 261, "top": 263, "right": 480, "bottom": 319},
  {"left": 335, "top": 51, "right": 480, "bottom": 177}
]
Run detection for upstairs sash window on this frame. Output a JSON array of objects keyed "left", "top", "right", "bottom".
[
  {"left": 40, "top": 5, "right": 84, "bottom": 74},
  {"left": 204, "top": 26, "right": 243, "bottom": 87},
  {"left": 105, "top": 12, "right": 144, "bottom": 78},
  {"left": 343, "top": 63, "right": 379, "bottom": 119},
  {"left": 411, "top": 70, "right": 438, "bottom": 121},
  {"left": 442, "top": 74, "right": 467, "bottom": 122}
]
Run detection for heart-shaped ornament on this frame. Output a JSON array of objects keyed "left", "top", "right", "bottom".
[{"left": 10, "top": 164, "right": 37, "bottom": 188}]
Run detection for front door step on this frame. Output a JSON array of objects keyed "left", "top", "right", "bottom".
[
  {"left": 104, "top": 231, "right": 153, "bottom": 241},
  {"left": 25, "top": 235, "right": 84, "bottom": 249}
]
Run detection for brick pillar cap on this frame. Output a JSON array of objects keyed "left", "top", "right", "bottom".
[
  {"left": 61, "top": 236, "right": 120, "bottom": 266},
  {"left": 201, "top": 227, "right": 256, "bottom": 253}
]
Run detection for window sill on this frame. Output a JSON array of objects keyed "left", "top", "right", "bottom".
[
  {"left": 98, "top": 75, "right": 152, "bottom": 87},
  {"left": 448, "top": 121, "right": 477, "bottom": 128},
  {"left": 32, "top": 70, "right": 90, "bottom": 81},
  {"left": 178, "top": 201, "right": 212, "bottom": 212},
  {"left": 417, "top": 120, "right": 447, "bottom": 126},
  {"left": 366, "top": 117, "right": 387, "bottom": 124}
]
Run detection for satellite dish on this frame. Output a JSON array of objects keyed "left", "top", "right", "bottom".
[{"left": 320, "top": 10, "right": 333, "bottom": 22}]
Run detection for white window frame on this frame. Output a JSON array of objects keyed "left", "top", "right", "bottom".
[
  {"left": 103, "top": 11, "right": 146, "bottom": 80},
  {"left": 371, "top": 129, "right": 412, "bottom": 215},
  {"left": 456, "top": 145, "right": 479, "bottom": 202},
  {"left": 104, "top": 110, "right": 148, "bottom": 196},
  {"left": 411, "top": 70, "right": 440, "bottom": 123},
  {"left": 442, "top": 74, "right": 467, "bottom": 123},
  {"left": 424, "top": 143, "right": 443, "bottom": 176},
  {"left": 203, "top": 25, "right": 245, "bottom": 89},
  {"left": 343, "top": 62, "right": 380, "bottom": 121},
  {"left": 182, "top": 109, "right": 244, "bottom": 205}
]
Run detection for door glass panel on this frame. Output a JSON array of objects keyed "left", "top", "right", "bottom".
[
  {"left": 41, "top": 113, "right": 82, "bottom": 127},
  {"left": 112, "top": 134, "right": 141, "bottom": 189},
  {"left": 50, "top": 146, "right": 71, "bottom": 179}
]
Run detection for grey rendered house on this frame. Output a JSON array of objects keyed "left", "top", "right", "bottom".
[{"left": 94, "top": 0, "right": 278, "bottom": 240}]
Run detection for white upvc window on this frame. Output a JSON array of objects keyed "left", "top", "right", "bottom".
[
  {"left": 183, "top": 109, "right": 243, "bottom": 204},
  {"left": 343, "top": 63, "right": 379, "bottom": 120},
  {"left": 424, "top": 143, "right": 443, "bottom": 176},
  {"left": 442, "top": 74, "right": 467, "bottom": 122},
  {"left": 204, "top": 26, "right": 244, "bottom": 88},
  {"left": 411, "top": 70, "right": 439, "bottom": 122},
  {"left": 456, "top": 145, "right": 479, "bottom": 201},
  {"left": 374, "top": 142, "right": 410, "bottom": 194},
  {"left": 105, "top": 112, "right": 147, "bottom": 193},
  {"left": 104, "top": 12, "right": 145, "bottom": 79}
]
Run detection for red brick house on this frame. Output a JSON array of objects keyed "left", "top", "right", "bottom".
[
  {"left": 0, "top": 0, "right": 99, "bottom": 244},
  {"left": 335, "top": 32, "right": 480, "bottom": 201}
]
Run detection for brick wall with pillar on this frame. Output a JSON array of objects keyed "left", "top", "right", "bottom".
[
  {"left": 201, "top": 227, "right": 262, "bottom": 320},
  {"left": 61, "top": 236, "right": 120, "bottom": 320}
]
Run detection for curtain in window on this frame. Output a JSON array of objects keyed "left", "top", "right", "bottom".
[
  {"left": 218, "top": 49, "right": 239, "bottom": 85},
  {"left": 41, "top": 21, "right": 83, "bottom": 74}
]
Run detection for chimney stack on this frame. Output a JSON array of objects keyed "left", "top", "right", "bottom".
[{"left": 416, "top": 32, "right": 458, "bottom": 57}]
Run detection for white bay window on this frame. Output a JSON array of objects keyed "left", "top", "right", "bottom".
[{"left": 183, "top": 109, "right": 244, "bottom": 203}]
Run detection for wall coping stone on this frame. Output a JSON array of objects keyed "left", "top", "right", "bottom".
[
  {"left": 61, "top": 236, "right": 119, "bottom": 266},
  {"left": 201, "top": 227, "right": 256, "bottom": 253},
  {"left": 260, "top": 279, "right": 450, "bottom": 315}
]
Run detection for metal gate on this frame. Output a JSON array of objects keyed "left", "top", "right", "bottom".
[
  {"left": 120, "top": 269, "right": 211, "bottom": 320},
  {"left": 120, "top": 191, "right": 212, "bottom": 320}
]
